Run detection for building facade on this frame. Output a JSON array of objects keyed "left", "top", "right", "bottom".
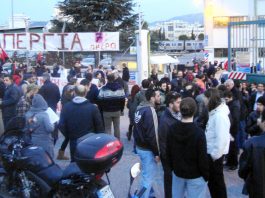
[
  {"left": 204, "top": 0, "right": 265, "bottom": 64},
  {"left": 155, "top": 20, "right": 204, "bottom": 41}
]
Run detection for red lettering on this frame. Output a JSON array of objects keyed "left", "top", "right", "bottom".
[
  {"left": 16, "top": 33, "right": 26, "bottom": 49},
  {"left": 111, "top": 43, "right": 116, "bottom": 49},
  {"left": 71, "top": 33, "right": 83, "bottom": 51},
  {"left": 57, "top": 33, "right": 69, "bottom": 50},
  {"left": 30, "top": 33, "right": 41, "bottom": 50},
  {"left": 43, "top": 33, "right": 54, "bottom": 50},
  {"left": 105, "top": 43, "right": 110, "bottom": 49},
  {"left": 4, "top": 33, "right": 15, "bottom": 49},
  {"left": 95, "top": 44, "right": 100, "bottom": 50}
]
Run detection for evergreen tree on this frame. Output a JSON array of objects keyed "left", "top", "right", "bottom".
[
  {"left": 179, "top": 34, "right": 189, "bottom": 51},
  {"left": 51, "top": 0, "right": 137, "bottom": 51}
]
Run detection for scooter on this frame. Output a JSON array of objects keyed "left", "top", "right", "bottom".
[
  {"left": 128, "top": 163, "right": 146, "bottom": 198},
  {"left": 0, "top": 117, "right": 123, "bottom": 198}
]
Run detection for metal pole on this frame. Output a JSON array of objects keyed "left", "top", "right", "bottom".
[
  {"left": 228, "top": 23, "right": 232, "bottom": 71},
  {"left": 11, "top": 0, "right": 14, "bottom": 28},
  {"left": 62, "top": 21, "right": 66, "bottom": 66},
  {"left": 25, "top": 19, "right": 29, "bottom": 67}
]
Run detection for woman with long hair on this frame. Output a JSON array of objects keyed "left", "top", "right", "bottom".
[
  {"left": 205, "top": 88, "right": 231, "bottom": 198},
  {"left": 126, "top": 84, "right": 140, "bottom": 141}
]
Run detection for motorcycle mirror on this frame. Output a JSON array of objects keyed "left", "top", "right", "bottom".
[{"left": 130, "top": 163, "right": 141, "bottom": 179}]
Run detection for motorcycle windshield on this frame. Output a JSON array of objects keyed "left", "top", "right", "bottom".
[
  {"left": 0, "top": 117, "right": 27, "bottom": 153},
  {"left": 4, "top": 116, "right": 26, "bottom": 133}
]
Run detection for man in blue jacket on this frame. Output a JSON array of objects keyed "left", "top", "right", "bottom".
[
  {"left": 133, "top": 88, "right": 163, "bottom": 198},
  {"left": 0, "top": 74, "right": 21, "bottom": 128}
]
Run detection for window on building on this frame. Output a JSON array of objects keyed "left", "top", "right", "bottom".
[
  {"left": 230, "top": 16, "right": 247, "bottom": 22},
  {"left": 168, "top": 26, "right": 174, "bottom": 31},
  {"left": 258, "top": 15, "right": 265, "bottom": 20},
  {"left": 214, "top": 16, "right": 247, "bottom": 28},
  {"left": 178, "top": 43, "right": 182, "bottom": 46},
  {"left": 186, "top": 43, "right": 191, "bottom": 46},
  {"left": 213, "top": 17, "right": 230, "bottom": 28},
  {"left": 168, "top": 34, "right": 174, "bottom": 38},
  {"left": 214, "top": 48, "right": 228, "bottom": 57}
]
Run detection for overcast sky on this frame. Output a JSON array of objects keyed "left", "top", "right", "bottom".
[{"left": 0, "top": 0, "right": 203, "bottom": 25}]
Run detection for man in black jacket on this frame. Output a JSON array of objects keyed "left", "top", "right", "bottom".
[
  {"left": 166, "top": 97, "right": 209, "bottom": 197},
  {"left": 224, "top": 90, "right": 241, "bottom": 170},
  {"left": 239, "top": 109, "right": 265, "bottom": 198},
  {"left": 133, "top": 88, "right": 163, "bottom": 198},
  {"left": 246, "top": 96, "right": 265, "bottom": 136},
  {"left": 158, "top": 92, "right": 181, "bottom": 198},
  {"left": 0, "top": 74, "right": 21, "bottom": 128},
  {"left": 249, "top": 83, "right": 265, "bottom": 112},
  {"left": 122, "top": 63, "right": 130, "bottom": 96},
  {"left": 98, "top": 74, "right": 125, "bottom": 139},
  {"left": 39, "top": 73, "right": 60, "bottom": 112},
  {"left": 59, "top": 85, "right": 104, "bottom": 161}
]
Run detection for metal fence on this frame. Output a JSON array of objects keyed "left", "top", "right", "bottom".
[{"left": 228, "top": 20, "right": 265, "bottom": 73}]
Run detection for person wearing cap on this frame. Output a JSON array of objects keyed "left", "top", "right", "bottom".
[
  {"left": 16, "top": 84, "right": 39, "bottom": 117},
  {"left": 246, "top": 96, "right": 265, "bottom": 137},
  {"left": 20, "top": 73, "right": 35, "bottom": 95}
]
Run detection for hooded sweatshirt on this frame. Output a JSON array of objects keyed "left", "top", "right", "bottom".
[
  {"left": 166, "top": 121, "right": 209, "bottom": 181},
  {"left": 206, "top": 103, "right": 231, "bottom": 160},
  {"left": 25, "top": 94, "right": 54, "bottom": 158}
]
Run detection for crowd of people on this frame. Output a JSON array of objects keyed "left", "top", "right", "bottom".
[{"left": 0, "top": 60, "right": 265, "bottom": 198}]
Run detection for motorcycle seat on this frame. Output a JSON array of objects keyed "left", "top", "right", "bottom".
[{"left": 62, "top": 162, "right": 83, "bottom": 178}]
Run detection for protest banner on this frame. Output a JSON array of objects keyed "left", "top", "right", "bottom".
[{"left": 0, "top": 32, "right": 119, "bottom": 51}]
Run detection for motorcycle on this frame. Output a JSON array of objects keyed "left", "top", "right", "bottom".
[
  {"left": 0, "top": 117, "right": 123, "bottom": 198},
  {"left": 128, "top": 163, "right": 146, "bottom": 198}
]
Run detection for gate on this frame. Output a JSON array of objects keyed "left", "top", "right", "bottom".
[{"left": 228, "top": 20, "right": 265, "bottom": 72}]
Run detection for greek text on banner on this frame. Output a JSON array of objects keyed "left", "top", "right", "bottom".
[{"left": 0, "top": 32, "right": 119, "bottom": 51}]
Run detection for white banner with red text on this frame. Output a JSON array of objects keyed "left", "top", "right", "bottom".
[{"left": 0, "top": 32, "right": 119, "bottom": 51}]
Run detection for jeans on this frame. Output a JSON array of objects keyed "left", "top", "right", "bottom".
[
  {"left": 103, "top": 111, "right": 121, "bottom": 139},
  {"left": 136, "top": 147, "right": 164, "bottom": 198},
  {"left": 161, "top": 158, "right": 172, "bottom": 198},
  {"left": 69, "top": 139, "right": 77, "bottom": 162},
  {"left": 236, "top": 120, "right": 247, "bottom": 149},
  {"left": 208, "top": 155, "right": 227, "bottom": 198},
  {"left": 172, "top": 174, "right": 207, "bottom": 198}
]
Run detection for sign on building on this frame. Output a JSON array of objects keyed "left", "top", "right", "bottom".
[
  {"left": 236, "top": 52, "right": 251, "bottom": 73},
  {"left": 0, "top": 32, "right": 119, "bottom": 51}
]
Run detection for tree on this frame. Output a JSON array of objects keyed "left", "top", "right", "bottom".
[
  {"left": 179, "top": 34, "right": 189, "bottom": 51},
  {"left": 198, "top": 33, "right": 205, "bottom": 41},
  {"left": 190, "top": 29, "right": 196, "bottom": 40},
  {"left": 51, "top": 0, "right": 138, "bottom": 53}
]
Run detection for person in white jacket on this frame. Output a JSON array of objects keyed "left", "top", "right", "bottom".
[{"left": 205, "top": 88, "right": 231, "bottom": 198}]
